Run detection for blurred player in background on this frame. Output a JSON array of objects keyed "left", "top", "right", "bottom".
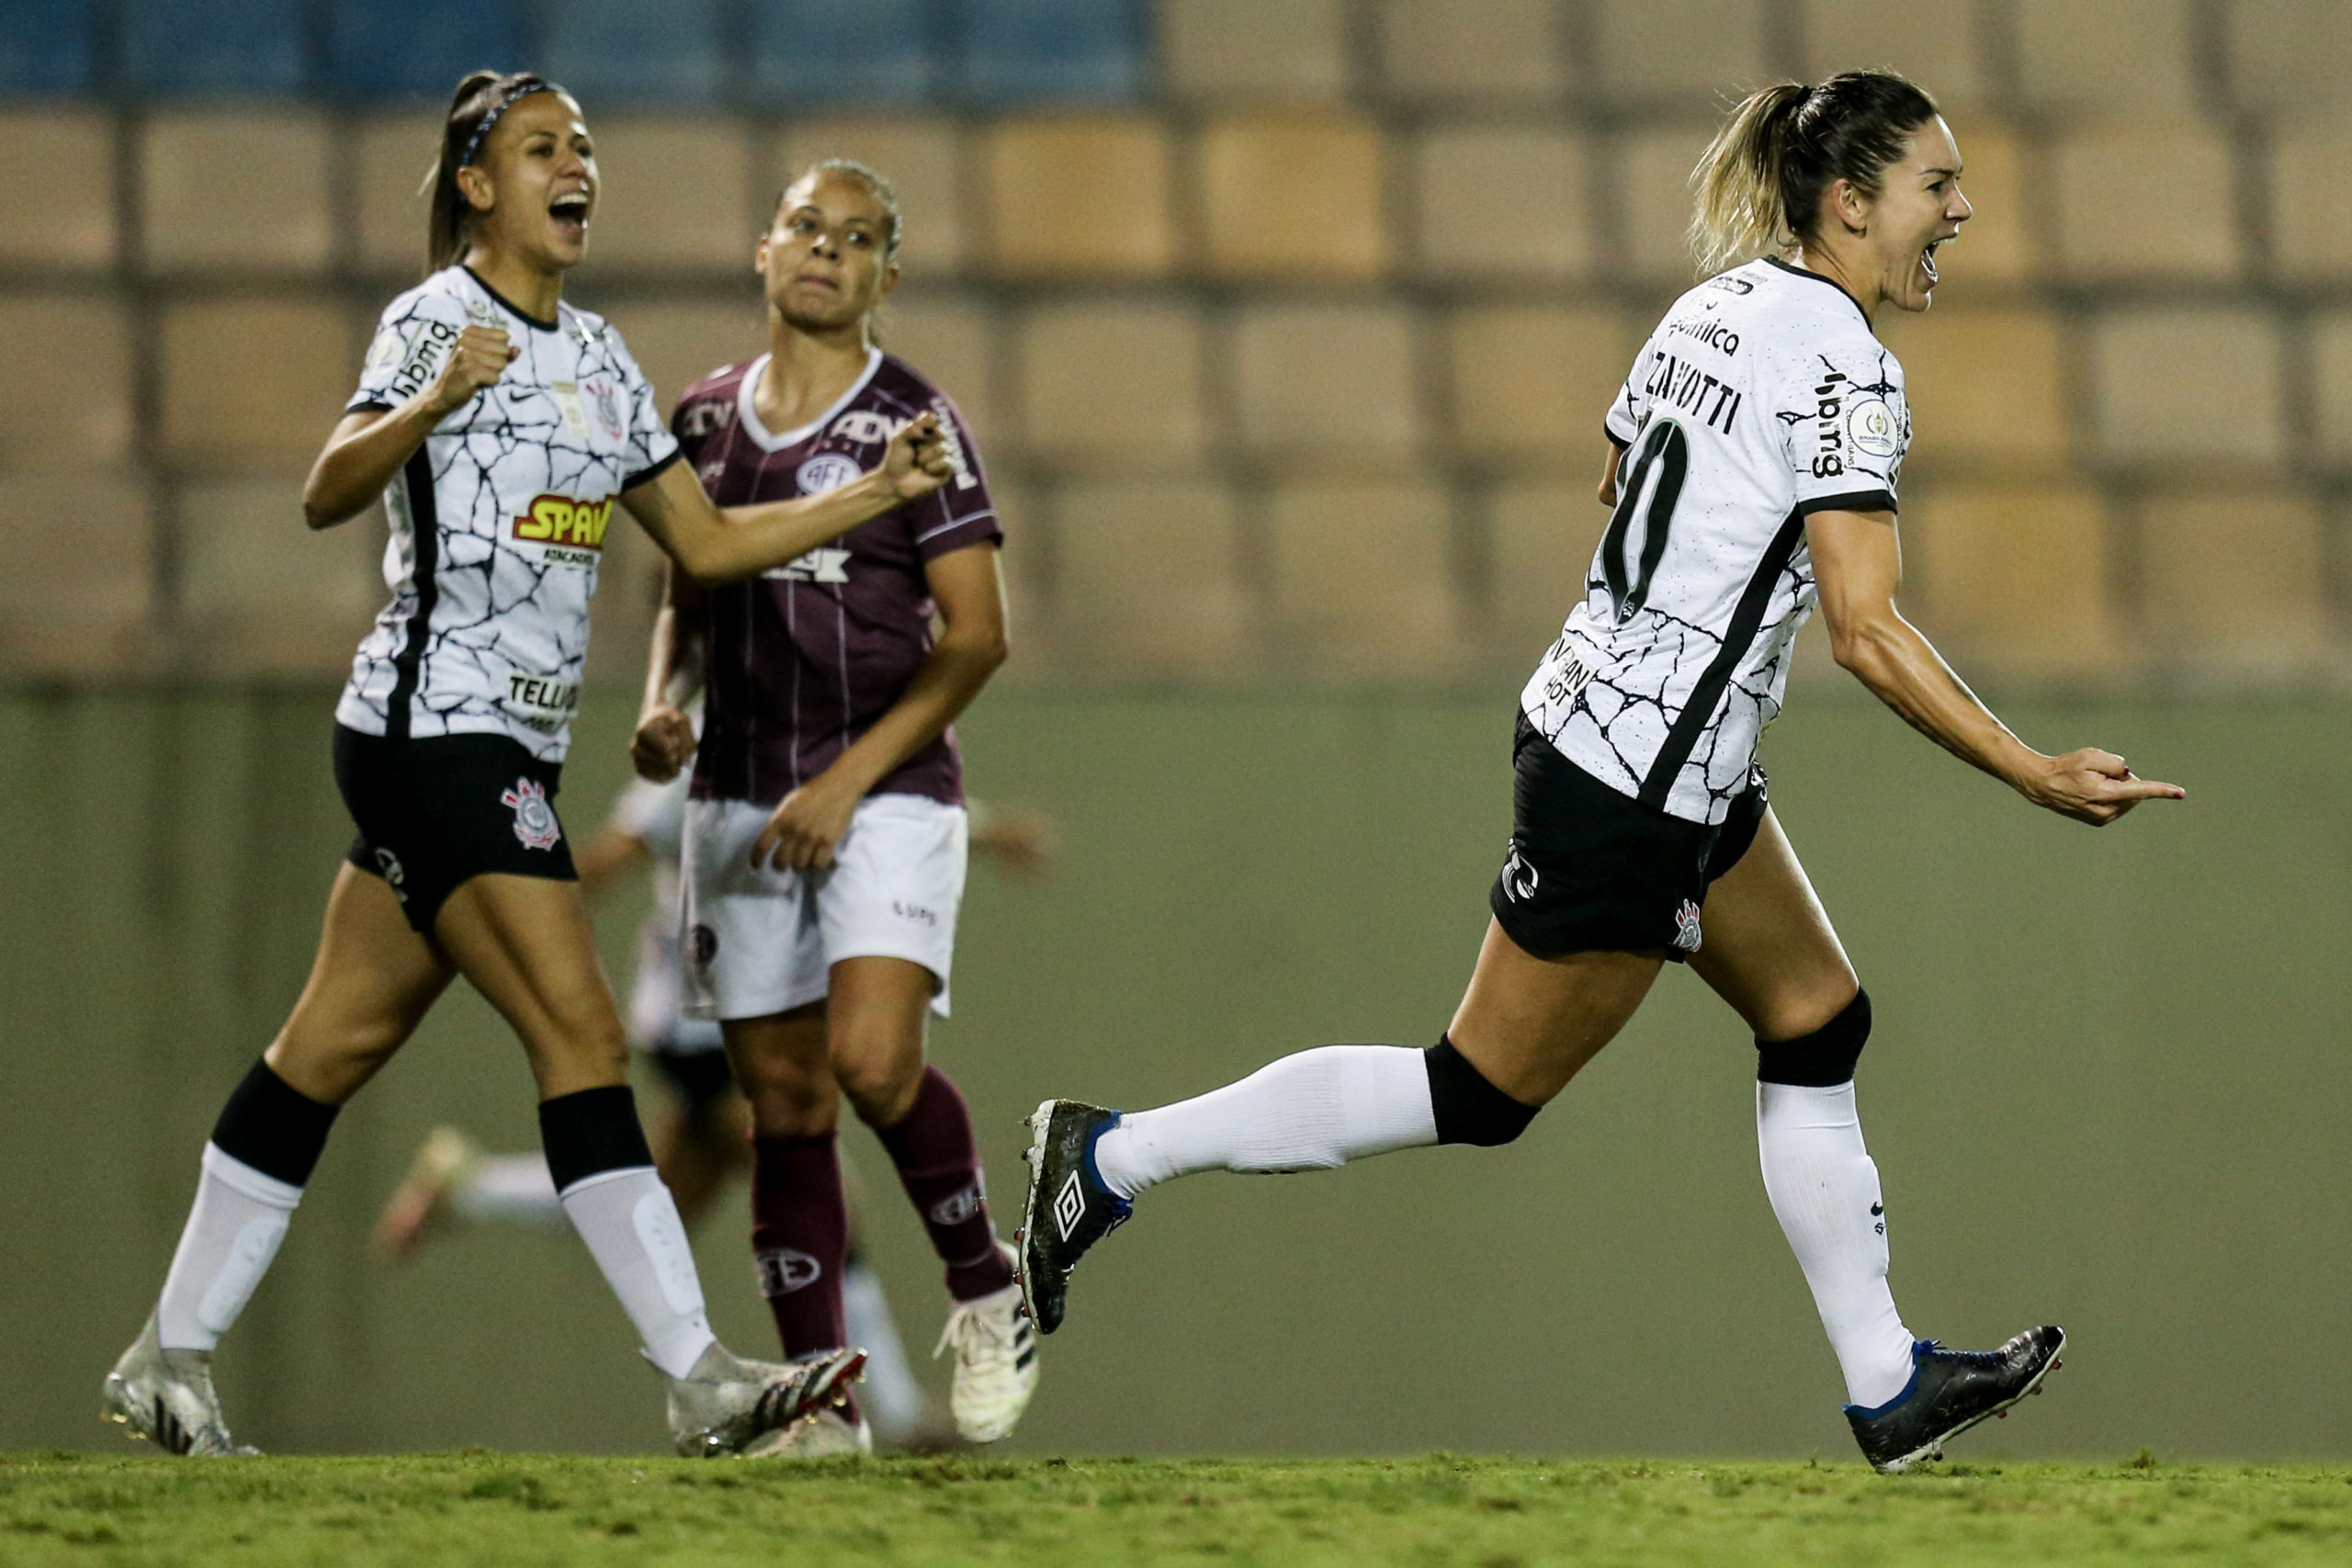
[
  {"left": 374, "top": 760, "right": 1056, "bottom": 1447},
  {"left": 630, "top": 160, "right": 1035, "bottom": 1457},
  {"left": 1020, "top": 73, "right": 2183, "bottom": 1473},
  {"left": 101, "top": 71, "right": 959, "bottom": 1459}
]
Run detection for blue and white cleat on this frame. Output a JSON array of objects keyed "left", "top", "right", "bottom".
[
  {"left": 1014, "top": 1100, "right": 1130, "bottom": 1335},
  {"left": 1846, "top": 1325, "right": 2065, "bottom": 1472}
]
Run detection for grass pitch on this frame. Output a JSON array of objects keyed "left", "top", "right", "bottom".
[{"left": 4, "top": 1450, "right": 2348, "bottom": 1566}]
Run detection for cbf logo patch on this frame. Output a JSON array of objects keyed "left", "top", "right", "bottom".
[
  {"left": 1671, "top": 898, "right": 1703, "bottom": 953},
  {"left": 501, "top": 778, "right": 562, "bottom": 851}
]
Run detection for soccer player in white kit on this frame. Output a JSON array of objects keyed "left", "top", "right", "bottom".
[
  {"left": 1019, "top": 73, "right": 2184, "bottom": 1472},
  {"left": 101, "top": 71, "right": 959, "bottom": 1459}
]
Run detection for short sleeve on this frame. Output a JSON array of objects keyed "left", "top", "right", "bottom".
[
  {"left": 905, "top": 391, "right": 1001, "bottom": 560},
  {"left": 1770, "top": 330, "right": 1907, "bottom": 516},
  {"left": 1603, "top": 365, "right": 1643, "bottom": 448},
  {"left": 348, "top": 290, "right": 467, "bottom": 414},
  {"left": 607, "top": 328, "right": 682, "bottom": 490}
]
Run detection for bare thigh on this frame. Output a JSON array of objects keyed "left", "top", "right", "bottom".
[
  {"left": 265, "top": 862, "right": 458, "bottom": 1104},
  {"left": 433, "top": 873, "right": 633, "bottom": 1100},
  {"left": 1686, "top": 807, "right": 1859, "bottom": 1042},
  {"left": 1445, "top": 919, "right": 1665, "bottom": 1106},
  {"left": 723, "top": 955, "right": 933, "bottom": 1136},
  {"left": 725, "top": 1003, "right": 834, "bottom": 1137}
]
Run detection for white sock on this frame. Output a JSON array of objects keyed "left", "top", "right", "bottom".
[
  {"left": 1757, "top": 1080, "right": 1917, "bottom": 1409},
  {"left": 842, "top": 1260, "right": 926, "bottom": 1439},
  {"left": 456, "top": 1154, "right": 566, "bottom": 1226},
  {"left": 155, "top": 1144, "right": 302, "bottom": 1352},
  {"left": 1091, "top": 1045, "right": 1439, "bottom": 1201},
  {"left": 558, "top": 1167, "right": 718, "bottom": 1379}
]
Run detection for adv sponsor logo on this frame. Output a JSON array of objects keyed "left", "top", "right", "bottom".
[
  {"left": 512, "top": 493, "right": 614, "bottom": 567},
  {"left": 830, "top": 410, "right": 895, "bottom": 446}
]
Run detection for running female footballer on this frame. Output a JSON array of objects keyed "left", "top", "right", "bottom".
[
  {"left": 1019, "top": 72, "right": 2182, "bottom": 1473},
  {"left": 631, "top": 161, "right": 1032, "bottom": 1455},
  {"left": 102, "top": 71, "right": 956, "bottom": 1459}
]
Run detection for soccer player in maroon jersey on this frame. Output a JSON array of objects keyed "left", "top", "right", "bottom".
[{"left": 632, "top": 161, "right": 1033, "bottom": 1454}]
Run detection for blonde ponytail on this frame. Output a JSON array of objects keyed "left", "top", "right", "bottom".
[
  {"left": 1688, "top": 82, "right": 1808, "bottom": 277},
  {"left": 1686, "top": 72, "right": 1939, "bottom": 280}
]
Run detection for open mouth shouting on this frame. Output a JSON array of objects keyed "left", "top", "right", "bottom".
[{"left": 548, "top": 188, "right": 592, "bottom": 242}]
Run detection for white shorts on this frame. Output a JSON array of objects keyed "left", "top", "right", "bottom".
[{"left": 681, "top": 793, "right": 967, "bottom": 1022}]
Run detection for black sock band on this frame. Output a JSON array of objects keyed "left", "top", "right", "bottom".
[
  {"left": 209, "top": 1057, "right": 340, "bottom": 1187},
  {"left": 1423, "top": 1035, "right": 1540, "bottom": 1146},
  {"left": 1755, "top": 988, "right": 1871, "bottom": 1087},
  {"left": 538, "top": 1085, "right": 654, "bottom": 1194}
]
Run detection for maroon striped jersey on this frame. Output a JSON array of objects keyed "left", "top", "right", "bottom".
[{"left": 671, "top": 348, "right": 1001, "bottom": 807}]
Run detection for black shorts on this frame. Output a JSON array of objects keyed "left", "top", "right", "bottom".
[
  {"left": 646, "top": 1044, "right": 736, "bottom": 1116},
  {"left": 1488, "top": 716, "right": 1767, "bottom": 963},
  {"left": 334, "top": 725, "right": 577, "bottom": 934}
]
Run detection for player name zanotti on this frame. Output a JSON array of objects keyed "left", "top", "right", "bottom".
[{"left": 512, "top": 493, "right": 614, "bottom": 564}]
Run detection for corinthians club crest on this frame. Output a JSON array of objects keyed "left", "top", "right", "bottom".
[{"left": 501, "top": 777, "right": 562, "bottom": 851}]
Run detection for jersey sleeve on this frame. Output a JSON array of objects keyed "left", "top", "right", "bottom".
[
  {"left": 606, "top": 326, "right": 684, "bottom": 491},
  {"left": 1767, "top": 327, "right": 1908, "bottom": 516},
  {"left": 905, "top": 391, "right": 1001, "bottom": 560},
  {"left": 348, "top": 289, "right": 468, "bottom": 414}
]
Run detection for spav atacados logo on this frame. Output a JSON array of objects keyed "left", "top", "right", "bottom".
[{"left": 511, "top": 493, "right": 615, "bottom": 553}]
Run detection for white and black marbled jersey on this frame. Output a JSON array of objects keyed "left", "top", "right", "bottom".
[
  {"left": 1521, "top": 257, "right": 1910, "bottom": 825},
  {"left": 334, "top": 265, "right": 681, "bottom": 761}
]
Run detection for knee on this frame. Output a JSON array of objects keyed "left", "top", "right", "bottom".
[
  {"left": 834, "top": 1042, "right": 922, "bottom": 1128},
  {"left": 1755, "top": 987, "right": 1871, "bottom": 1087},
  {"left": 1424, "top": 1036, "right": 1541, "bottom": 1147},
  {"left": 732, "top": 1046, "right": 835, "bottom": 1136}
]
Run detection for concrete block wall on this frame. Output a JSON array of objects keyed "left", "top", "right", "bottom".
[{"left": 6, "top": 0, "right": 2352, "bottom": 690}]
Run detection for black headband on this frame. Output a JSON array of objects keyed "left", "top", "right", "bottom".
[{"left": 459, "top": 80, "right": 561, "bottom": 170}]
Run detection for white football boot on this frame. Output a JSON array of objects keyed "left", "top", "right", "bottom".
[
  {"left": 100, "top": 1314, "right": 258, "bottom": 1456},
  {"left": 664, "top": 1341, "right": 865, "bottom": 1458},
  {"left": 741, "top": 1400, "right": 874, "bottom": 1459},
  {"left": 934, "top": 1246, "right": 1038, "bottom": 1443}
]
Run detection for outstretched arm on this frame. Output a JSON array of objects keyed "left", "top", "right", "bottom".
[
  {"left": 619, "top": 415, "right": 954, "bottom": 587},
  {"left": 751, "top": 543, "right": 1011, "bottom": 873},
  {"left": 1806, "top": 507, "right": 2182, "bottom": 826}
]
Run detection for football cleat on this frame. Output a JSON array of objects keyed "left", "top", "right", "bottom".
[
  {"left": 100, "top": 1314, "right": 259, "bottom": 1457},
  {"left": 1846, "top": 1325, "right": 2066, "bottom": 1472},
  {"left": 741, "top": 1384, "right": 873, "bottom": 1459},
  {"left": 371, "top": 1125, "right": 481, "bottom": 1262},
  {"left": 935, "top": 1247, "right": 1039, "bottom": 1442},
  {"left": 664, "top": 1341, "right": 865, "bottom": 1458},
  {"left": 1015, "top": 1100, "right": 1130, "bottom": 1336}
]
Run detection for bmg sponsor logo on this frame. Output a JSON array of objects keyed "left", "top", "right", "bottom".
[{"left": 512, "top": 493, "right": 614, "bottom": 567}]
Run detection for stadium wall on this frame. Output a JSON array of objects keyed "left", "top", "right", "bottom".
[
  {"left": 5, "top": 0, "right": 2352, "bottom": 691},
  {"left": 4, "top": 686, "right": 2347, "bottom": 1460}
]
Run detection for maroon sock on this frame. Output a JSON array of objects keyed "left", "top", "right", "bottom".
[
  {"left": 751, "top": 1131, "right": 848, "bottom": 1358},
  {"left": 874, "top": 1066, "right": 1015, "bottom": 1301}
]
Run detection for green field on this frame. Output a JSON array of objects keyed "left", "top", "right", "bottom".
[{"left": 6, "top": 1451, "right": 2349, "bottom": 1566}]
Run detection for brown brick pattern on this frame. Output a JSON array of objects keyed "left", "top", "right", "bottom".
[{"left": 6, "top": 0, "right": 2352, "bottom": 687}]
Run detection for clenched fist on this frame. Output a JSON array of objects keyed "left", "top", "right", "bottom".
[
  {"left": 424, "top": 325, "right": 519, "bottom": 417},
  {"left": 882, "top": 412, "right": 957, "bottom": 502}
]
